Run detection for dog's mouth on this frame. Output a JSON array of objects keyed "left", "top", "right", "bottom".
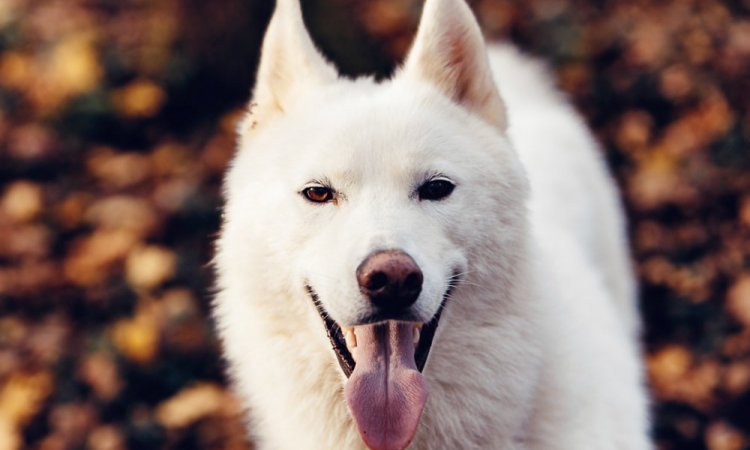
[
  {"left": 305, "top": 278, "right": 457, "bottom": 450},
  {"left": 306, "top": 285, "right": 450, "bottom": 378}
]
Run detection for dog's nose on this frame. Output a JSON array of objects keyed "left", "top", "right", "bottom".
[{"left": 356, "top": 250, "right": 423, "bottom": 312}]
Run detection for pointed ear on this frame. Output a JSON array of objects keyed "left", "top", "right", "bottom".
[
  {"left": 244, "top": 0, "right": 337, "bottom": 130},
  {"left": 403, "top": 0, "right": 506, "bottom": 130}
]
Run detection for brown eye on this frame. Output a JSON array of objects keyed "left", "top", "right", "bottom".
[
  {"left": 418, "top": 179, "right": 455, "bottom": 201},
  {"left": 302, "top": 186, "right": 334, "bottom": 203}
]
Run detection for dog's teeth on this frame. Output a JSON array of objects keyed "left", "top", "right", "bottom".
[
  {"left": 344, "top": 327, "right": 357, "bottom": 349},
  {"left": 413, "top": 325, "right": 421, "bottom": 345}
]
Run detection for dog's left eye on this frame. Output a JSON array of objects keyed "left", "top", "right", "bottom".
[
  {"left": 418, "top": 179, "right": 455, "bottom": 201},
  {"left": 302, "top": 186, "right": 335, "bottom": 203}
]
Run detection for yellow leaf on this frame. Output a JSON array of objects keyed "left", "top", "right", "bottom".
[
  {"left": 125, "top": 245, "right": 177, "bottom": 290},
  {"left": 0, "top": 372, "right": 53, "bottom": 426},
  {"left": 111, "top": 79, "right": 166, "bottom": 119},
  {"left": 111, "top": 315, "right": 159, "bottom": 365},
  {"left": 47, "top": 33, "right": 103, "bottom": 97},
  {"left": 0, "top": 52, "right": 33, "bottom": 90}
]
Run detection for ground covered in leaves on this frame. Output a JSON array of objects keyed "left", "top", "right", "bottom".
[{"left": 0, "top": 0, "right": 749, "bottom": 449}]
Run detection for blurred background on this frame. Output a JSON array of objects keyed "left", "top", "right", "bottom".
[{"left": 0, "top": 0, "right": 748, "bottom": 448}]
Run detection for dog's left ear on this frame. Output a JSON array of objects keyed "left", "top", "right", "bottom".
[
  {"left": 403, "top": 0, "right": 506, "bottom": 130},
  {"left": 243, "top": 0, "right": 337, "bottom": 133}
]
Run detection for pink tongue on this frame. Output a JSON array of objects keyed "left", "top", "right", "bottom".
[{"left": 344, "top": 322, "right": 427, "bottom": 450}]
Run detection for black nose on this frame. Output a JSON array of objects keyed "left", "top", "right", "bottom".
[{"left": 356, "top": 250, "right": 423, "bottom": 312}]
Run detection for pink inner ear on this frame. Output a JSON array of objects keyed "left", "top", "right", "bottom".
[
  {"left": 402, "top": 0, "right": 506, "bottom": 130},
  {"left": 448, "top": 36, "right": 472, "bottom": 102}
]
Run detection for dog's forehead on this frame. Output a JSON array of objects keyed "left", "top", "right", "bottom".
[
  {"left": 240, "top": 77, "right": 508, "bottom": 192},
  {"left": 287, "top": 81, "right": 471, "bottom": 161}
]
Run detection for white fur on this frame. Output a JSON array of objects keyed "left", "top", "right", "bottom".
[{"left": 214, "top": 0, "right": 652, "bottom": 448}]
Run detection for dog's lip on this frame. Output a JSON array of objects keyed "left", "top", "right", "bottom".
[
  {"left": 306, "top": 274, "right": 458, "bottom": 378},
  {"left": 307, "top": 286, "right": 356, "bottom": 376}
]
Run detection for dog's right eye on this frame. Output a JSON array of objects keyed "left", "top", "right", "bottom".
[{"left": 302, "top": 186, "right": 335, "bottom": 203}]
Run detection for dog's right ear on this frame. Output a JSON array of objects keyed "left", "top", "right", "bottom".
[{"left": 243, "top": 0, "right": 337, "bottom": 132}]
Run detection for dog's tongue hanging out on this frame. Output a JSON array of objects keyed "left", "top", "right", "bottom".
[{"left": 344, "top": 322, "right": 427, "bottom": 450}]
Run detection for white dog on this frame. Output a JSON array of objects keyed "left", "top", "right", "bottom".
[{"left": 213, "top": 0, "right": 652, "bottom": 448}]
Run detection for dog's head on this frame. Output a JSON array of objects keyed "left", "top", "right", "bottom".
[{"left": 220, "top": 0, "right": 529, "bottom": 448}]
